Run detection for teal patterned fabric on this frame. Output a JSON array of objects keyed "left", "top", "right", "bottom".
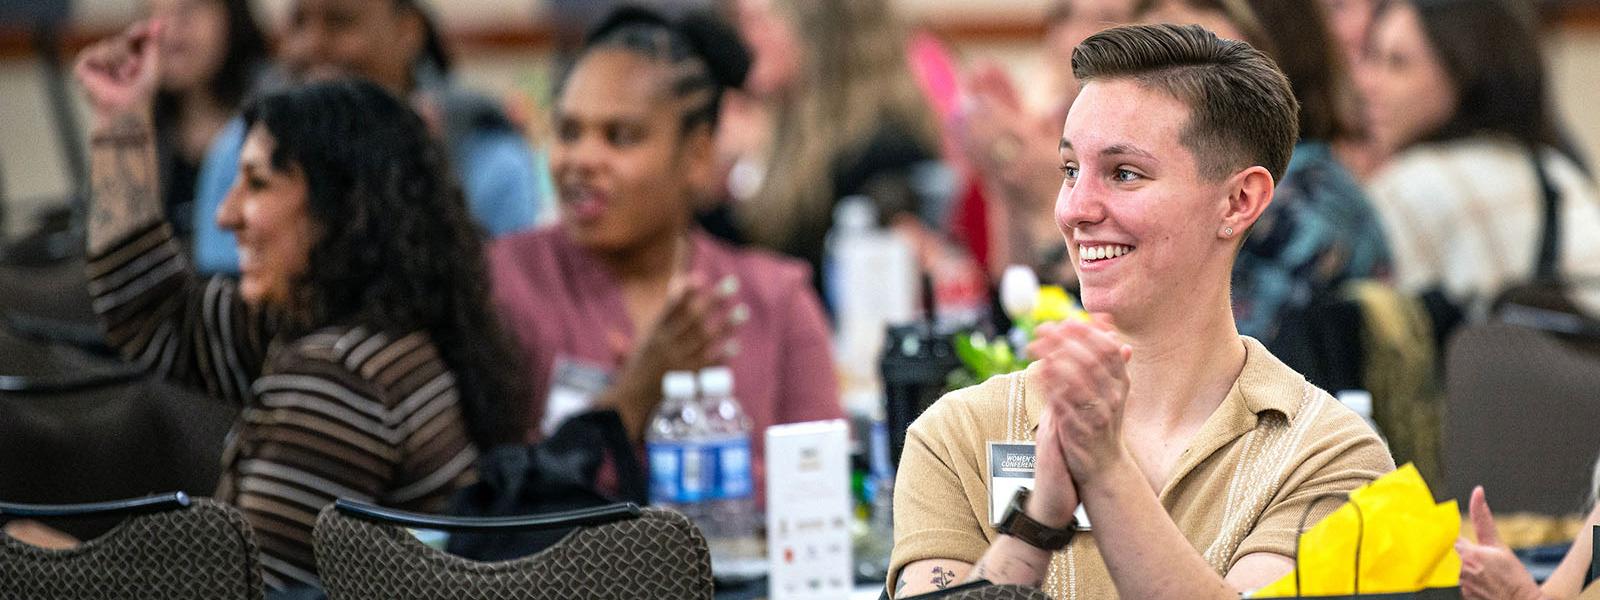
[{"left": 1232, "top": 142, "right": 1392, "bottom": 347}]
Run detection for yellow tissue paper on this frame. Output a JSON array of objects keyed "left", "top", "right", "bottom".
[{"left": 1252, "top": 464, "right": 1460, "bottom": 597}]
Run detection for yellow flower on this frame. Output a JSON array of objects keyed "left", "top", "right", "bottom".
[{"left": 1031, "top": 286, "right": 1089, "bottom": 323}]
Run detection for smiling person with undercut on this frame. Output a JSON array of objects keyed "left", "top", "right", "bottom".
[{"left": 888, "top": 24, "right": 1394, "bottom": 599}]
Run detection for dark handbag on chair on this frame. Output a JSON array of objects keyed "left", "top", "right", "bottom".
[
  {"left": 1491, "top": 148, "right": 1600, "bottom": 345},
  {"left": 445, "top": 409, "right": 649, "bottom": 562}
]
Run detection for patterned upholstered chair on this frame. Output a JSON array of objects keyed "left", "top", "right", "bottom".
[
  {"left": 314, "top": 499, "right": 713, "bottom": 599},
  {"left": 890, "top": 582, "right": 1053, "bottom": 599},
  {"left": 0, "top": 492, "right": 264, "bottom": 599},
  {"left": 946, "top": 585, "right": 1052, "bottom": 599}
]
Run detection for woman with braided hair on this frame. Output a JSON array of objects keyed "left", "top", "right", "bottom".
[{"left": 488, "top": 7, "right": 842, "bottom": 505}]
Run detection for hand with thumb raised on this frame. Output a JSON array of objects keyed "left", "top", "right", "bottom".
[{"left": 1457, "top": 486, "right": 1543, "bottom": 600}]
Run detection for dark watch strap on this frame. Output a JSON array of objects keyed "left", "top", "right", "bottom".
[{"left": 996, "top": 487, "right": 1076, "bottom": 551}]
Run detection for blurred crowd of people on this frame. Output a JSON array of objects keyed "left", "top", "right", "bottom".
[{"left": 7, "top": 0, "right": 1600, "bottom": 596}]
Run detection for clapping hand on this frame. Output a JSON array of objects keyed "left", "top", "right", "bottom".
[
  {"left": 604, "top": 274, "right": 744, "bottom": 438},
  {"left": 1027, "top": 315, "right": 1134, "bottom": 487},
  {"left": 1457, "top": 486, "right": 1544, "bottom": 600}
]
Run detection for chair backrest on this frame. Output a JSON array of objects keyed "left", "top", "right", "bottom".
[
  {"left": 0, "top": 329, "right": 233, "bottom": 541},
  {"left": 896, "top": 582, "right": 1053, "bottom": 599},
  {"left": 0, "top": 495, "right": 264, "bottom": 599},
  {"left": 314, "top": 501, "right": 713, "bottom": 600},
  {"left": 947, "top": 585, "right": 1052, "bottom": 600},
  {"left": 1444, "top": 322, "right": 1600, "bottom": 515}
]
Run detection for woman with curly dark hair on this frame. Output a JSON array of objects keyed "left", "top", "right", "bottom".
[{"left": 74, "top": 21, "right": 526, "bottom": 591}]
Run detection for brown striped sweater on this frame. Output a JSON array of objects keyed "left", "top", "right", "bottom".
[{"left": 87, "top": 223, "right": 477, "bottom": 590}]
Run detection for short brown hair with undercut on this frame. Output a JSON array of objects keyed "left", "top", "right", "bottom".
[{"left": 1071, "top": 23, "right": 1299, "bottom": 182}]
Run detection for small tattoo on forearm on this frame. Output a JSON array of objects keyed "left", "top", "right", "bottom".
[
  {"left": 930, "top": 566, "right": 956, "bottom": 589},
  {"left": 86, "top": 114, "right": 159, "bottom": 249}
]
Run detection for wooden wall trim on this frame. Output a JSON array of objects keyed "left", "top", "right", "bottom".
[{"left": 5, "top": 5, "right": 1600, "bottom": 62}]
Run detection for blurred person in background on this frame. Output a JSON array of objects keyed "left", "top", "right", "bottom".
[
  {"left": 75, "top": 23, "right": 528, "bottom": 590},
  {"left": 1361, "top": 0, "right": 1600, "bottom": 328},
  {"left": 727, "top": 0, "right": 944, "bottom": 303},
  {"left": 1320, "top": 0, "right": 1378, "bottom": 78},
  {"left": 488, "top": 7, "right": 841, "bottom": 502},
  {"left": 147, "top": 0, "right": 267, "bottom": 246},
  {"left": 1320, "top": 0, "right": 1390, "bottom": 181},
  {"left": 1134, "top": 0, "right": 1265, "bottom": 45},
  {"left": 189, "top": 0, "right": 547, "bottom": 274},
  {"left": 1226, "top": 0, "right": 1391, "bottom": 363},
  {"left": 956, "top": 0, "right": 1134, "bottom": 282}
]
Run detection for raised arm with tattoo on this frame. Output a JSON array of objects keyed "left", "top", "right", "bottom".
[
  {"left": 76, "top": 20, "right": 275, "bottom": 404},
  {"left": 77, "top": 21, "right": 165, "bottom": 256}
]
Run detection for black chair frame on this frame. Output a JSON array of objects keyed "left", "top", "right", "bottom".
[
  {"left": 0, "top": 491, "right": 190, "bottom": 520},
  {"left": 332, "top": 498, "right": 641, "bottom": 533}
]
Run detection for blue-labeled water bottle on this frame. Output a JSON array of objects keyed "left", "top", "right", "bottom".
[
  {"left": 698, "top": 366, "right": 766, "bottom": 581},
  {"left": 647, "top": 371, "right": 710, "bottom": 524}
]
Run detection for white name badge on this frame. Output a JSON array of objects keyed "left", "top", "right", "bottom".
[
  {"left": 541, "top": 355, "right": 612, "bottom": 437},
  {"left": 987, "top": 442, "right": 1091, "bottom": 530}
]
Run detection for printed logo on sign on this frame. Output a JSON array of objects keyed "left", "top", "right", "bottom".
[
  {"left": 989, "top": 442, "right": 1039, "bottom": 479},
  {"left": 1000, "top": 453, "right": 1035, "bottom": 471}
]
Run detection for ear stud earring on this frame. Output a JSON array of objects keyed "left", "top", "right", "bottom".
[{"left": 1223, "top": 227, "right": 1234, "bottom": 236}]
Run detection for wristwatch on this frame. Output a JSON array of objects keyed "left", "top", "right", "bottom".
[{"left": 994, "top": 487, "right": 1077, "bottom": 551}]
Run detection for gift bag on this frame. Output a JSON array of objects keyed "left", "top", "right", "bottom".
[{"left": 1251, "top": 464, "right": 1462, "bottom": 598}]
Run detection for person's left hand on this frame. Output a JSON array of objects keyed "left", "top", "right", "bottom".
[
  {"left": 1457, "top": 486, "right": 1545, "bottom": 600},
  {"left": 1026, "top": 315, "right": 1134, "bottom": 486}
]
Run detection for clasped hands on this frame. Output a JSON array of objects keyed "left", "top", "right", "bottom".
[
  {"left": 602, "top": 273, "right": 746, "bottom": 438},
  {"left": 1022, "top": 315, "right": 1135, "bottom": 528}
]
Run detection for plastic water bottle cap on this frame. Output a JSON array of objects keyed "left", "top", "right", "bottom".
[
  {"left": 698, "top": 366, "right": 734, "bottom": 396},
  {"left": 833, "top": 196, "right": 877, "bottom": 231},
  {"left": 1337, "top": 389, "right": 1373, "bottom": 417},
  {"left": 662, "top": 371, "right": 698, "bottom": 399}
]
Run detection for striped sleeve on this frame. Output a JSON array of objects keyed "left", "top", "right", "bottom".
[
  {"left": 236, "top": 329, "right": 476, "bottom": 590},
  {"left": 84, "top": 221, "right": 274, "bottom": 405}
]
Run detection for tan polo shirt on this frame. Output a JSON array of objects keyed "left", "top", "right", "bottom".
[{"left": 888, "top": 337, "right": 1395, "bottom": 599}]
